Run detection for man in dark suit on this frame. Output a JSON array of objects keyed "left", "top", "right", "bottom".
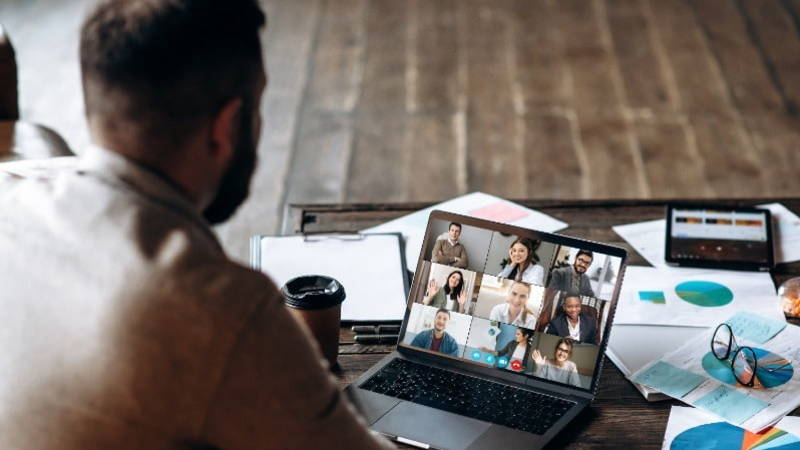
[{"left": 546, "top": 295, "right": 598, "bottom": 344}]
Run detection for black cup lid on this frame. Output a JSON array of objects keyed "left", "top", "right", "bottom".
[{"left": 281, "top": 275, "right": 346, "bottom": 310}]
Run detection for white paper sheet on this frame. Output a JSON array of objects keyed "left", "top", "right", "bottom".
[
  {"left": 613, "top": 203, "right": 800, "bottom": 268},
  {"left": 615, "top": 266, "right": 784, "bottom": 327},
  {"left": 631, "top": 315, "right": 800, "bottom": 432},
  {"left": 612, "top": 219, "right": 668, "bottom": 269},
  {"left": 763, "top": 203, "right": 800, "bottom": 264},
  {"left": 256, "top": 234, "right": 407, "bottom": 321},
  {"left": 663, "top": 406, "right": 800, "bottom": 449},
  {"left": 363, "top": 192, "right": 568, "bottom": 272}
]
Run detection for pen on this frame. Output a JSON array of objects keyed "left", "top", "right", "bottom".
[
  {"left": 378, "top": 324, "right": 400, "bottom": 334},
  {"left": 351, "top": 325, "right": 378, "bottom": 334},
  {"left": 354, "top": 334, "right": 399, "bottom": 345}
]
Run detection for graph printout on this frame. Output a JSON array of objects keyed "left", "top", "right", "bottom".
[
  {"left": 632, "top": 314, "right": 800, "bottom": 432},
  {"left": 615, "top": 266, "right": 785, "bottom": 327},
  {"left": 663, "top": 406, "right": 800, "bottom": 450}
]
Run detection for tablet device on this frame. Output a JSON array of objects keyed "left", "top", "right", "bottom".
[{"left": 665, "top": 204, "right": 773, "bottom": 271}]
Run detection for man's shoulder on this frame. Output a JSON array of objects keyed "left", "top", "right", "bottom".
[
  {"left": 159, "top": 254, "right": 282, "bottom": 306},
  {"left": 551, "top": 266, "right": 570, "bottom": 278}
]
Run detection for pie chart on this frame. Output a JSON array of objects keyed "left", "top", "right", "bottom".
[
  {"left": 701, "top": 348, "right": 793, "bottom": 389},
  {"left": 675, "top": 280, "right": 734, "bottom": 307},
  {"left": 671, "top": 421, "right": 800, "bottom": 449}
]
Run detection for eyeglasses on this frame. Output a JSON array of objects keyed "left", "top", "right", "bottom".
[{"left": 711, "top": 323, "right": 790, "bottom": 388}]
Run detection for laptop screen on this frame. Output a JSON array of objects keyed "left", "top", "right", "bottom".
[{"left": 398, "top": 211, "right": 626, "bottom": 393}]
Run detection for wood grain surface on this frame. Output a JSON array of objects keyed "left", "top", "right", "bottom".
[{"left": 5, "top": 0, "right": 800, "bottom": 263}]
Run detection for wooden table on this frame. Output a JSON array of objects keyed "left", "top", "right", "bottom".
[{"left": 288, "top": 199, "right": 800, "bottom": 449}]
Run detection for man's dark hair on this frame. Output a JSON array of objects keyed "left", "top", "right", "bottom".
[
  {"left": 449, "top": 222, "right": 462, "bottom": 231},
  {"left": 80, "top": 0, "right": 266, "bottom": 145},
  {"left": 576, "top": 250, "right": 593, "bottom": 261},
  {"left": 435, "top": 308, "right": 451, "bottom": 317}
]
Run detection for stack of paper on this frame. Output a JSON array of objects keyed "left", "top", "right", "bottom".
[
  {"left": 608, "top": 203, "right": 800, "bottom": 408},
  {"left": 631, "top": 312, "right": 800, "bottom": 432}
]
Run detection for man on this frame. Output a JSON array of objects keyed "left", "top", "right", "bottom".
[
  {"left": 488, "top": 281, "right": 536, "bottom": 328},
  {"left": 547, "top": 249, "right": 596, "bottom": 297},
  {"left": 545, "top": 295, "right": 598, "bottom": 344},
  {"left": 410, "top": 308, "right": 460, "bottom": 356},
  {"left": 431, "top": 222, "right": 469, "bottom": 268},
  {"left": 0, "top": 1, "right": 392, "bottom": 448}
]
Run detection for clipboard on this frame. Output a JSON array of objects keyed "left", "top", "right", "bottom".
[{"left": 250, "top": 232, "right": 410, "bottom": 322}]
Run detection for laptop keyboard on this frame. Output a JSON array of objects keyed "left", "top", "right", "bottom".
[{"left": 360, "top": 358, "right": 576, "bottom": 435}]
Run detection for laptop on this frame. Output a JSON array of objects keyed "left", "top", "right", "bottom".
[{"left": 346, "top": 210, "right": 627, "bottom": 449}]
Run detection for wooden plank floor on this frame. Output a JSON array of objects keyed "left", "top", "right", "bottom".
[{"left": 3, "top": 0, "right": 800, "bottom": 261}]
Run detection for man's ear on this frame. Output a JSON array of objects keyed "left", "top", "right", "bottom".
[{"left": 209, "top": 97, "right": 243, "bottom": 166}]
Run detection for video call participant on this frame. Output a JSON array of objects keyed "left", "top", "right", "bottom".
[
  {"left": 547, "top": 249, "right": 596, "bottom": 297},
  {"left": 497, "top": 237, "right": 544, "bottom": 285},
  {"left": 531, "top": 338, "right": 580, "bottom": 387},
  {"left": 411, "top": 308, "right": 460, "bottom": 356},
  {"left": 432, "top": 222, "right": 469, "bottom": 268},
  {"left": 0, "top": 0, "right": 394, "bottom": 448},
  {"left": 488, "top": 281, "right": 536, "bottom": 328},
  {"left": 479, "top": 327, "right": 533, "bottom": 372},
  {"left": 545, "top": 295, "right": 598, "bottom": 344},
  {"left": 423, "top": 270, "right": 468, "bottom": 312}
]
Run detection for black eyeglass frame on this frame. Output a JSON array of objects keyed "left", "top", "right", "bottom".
[{"left": 711, "top": 323, "right": 791, "bottom": 388}]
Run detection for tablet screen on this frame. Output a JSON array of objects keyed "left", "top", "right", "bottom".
[{"left": 667, "top": 207, "right": 771, "bottom": 267}]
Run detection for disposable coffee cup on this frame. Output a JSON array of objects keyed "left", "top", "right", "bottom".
[{"left": 281, "top": 275, "right": 346, "bottom": 370}]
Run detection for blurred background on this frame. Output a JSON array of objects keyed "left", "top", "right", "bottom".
[{"left": 3, "top": 0, "right": 800, "bottom": 261}]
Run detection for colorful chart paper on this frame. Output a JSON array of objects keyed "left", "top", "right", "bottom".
[
  {"left": 671, "top": 421, "right": 800, "bottom": 449},
  {"left": 702, "top": 348, "right": 794, "bottom": 389},
  {"left": 639, "top": 290, "right": 666, "bottom": 304},
  {"left": 675, "top": 280, "right": 734, "bottom": 307},
  {"left": 615, "top": 267, "right": 784, "bottom": 327}
]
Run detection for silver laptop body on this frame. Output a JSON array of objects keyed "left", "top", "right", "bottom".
[{"left": 347, "top": 210, "right": 628, "bottom": 449}]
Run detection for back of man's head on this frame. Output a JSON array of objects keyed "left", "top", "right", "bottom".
[{"left": 80, "top": 0, "right": 266, "bottom": 153}]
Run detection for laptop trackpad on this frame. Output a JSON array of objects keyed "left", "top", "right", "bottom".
[{"left": 373, "top": 402, "right": 490, "bottom": 449}]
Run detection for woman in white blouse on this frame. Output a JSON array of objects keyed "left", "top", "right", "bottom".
[
  {"left": 488, "top": 281, "right": 536, "bottom": 328},
  {"left": 497, "top": 237, "right": 544, "bottom": 286}
]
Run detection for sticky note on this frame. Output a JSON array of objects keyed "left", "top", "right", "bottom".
[
  {"left": 468, "top": 202, "right": 529, "bottom": 223},
  {"left": 639, "top": 291, "right": 666, "bottom": 304},
  {"left": 633, "top": 361, "right": 705, "bottom": 398},
  {"left": 695, "top": 385, "right": 769, "bottom": 425},
  {"left": 725, "top": 312, "right": 786, "bottom": 344}
]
